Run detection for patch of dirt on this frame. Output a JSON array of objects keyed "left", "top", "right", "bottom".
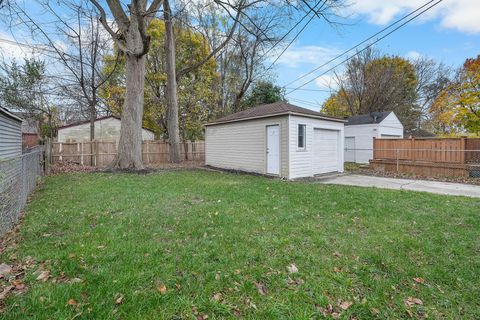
[
  {"left": 348, "top": 167, "right": 480, "bottom": 186},
  {"left": 49, "top": 161, "right": 96, "bottom": 175}
]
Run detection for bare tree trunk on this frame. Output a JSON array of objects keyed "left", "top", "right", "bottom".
[
  {"left": 164, "top": 0, "right": 181, "bottom": 163},
  {"left": 112, "top": 54, "right": 145, "bottom": 169}
]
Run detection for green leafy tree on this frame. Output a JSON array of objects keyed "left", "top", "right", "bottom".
[
  {"left": 0, "top": 58, "right": 59, "bottom": 137},
  {"left": 241, "top": 80, "right": 285, "bottom": 109},
  {"left": 101, "top": 19, "right": 219, "bottom": 143}
]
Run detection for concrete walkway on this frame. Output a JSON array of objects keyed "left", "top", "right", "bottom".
[{"left": 318, "top": 174, "right": 480, "bottom": 198}]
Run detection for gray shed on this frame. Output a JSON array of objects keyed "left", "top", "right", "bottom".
[{"left": 0, "top": 107, "right": 23, "bottom": 159}]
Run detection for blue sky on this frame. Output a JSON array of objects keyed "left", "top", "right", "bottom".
[
  {"left": 0, "top": 0, "right": 479, "bottom": 112},
  {"left": 271, "top": 0, "right": 480, "bottom": 110}
]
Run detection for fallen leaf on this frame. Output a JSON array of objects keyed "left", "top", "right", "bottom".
[
  {"left": 215, "top": 272, "right": 221, "bottom": 280},
  {"left": 196, "top": 314, "right": 208, "bottom": 320},
  {"left": 287, "top": 263, "right": 298, "bottom": 274},
  {"left": 371, "top": 308, "right": 380, "bottom": 315},
  {"left": 405, "top": 296, "right": 423, "bottom": 307},
  {"left": 97, "top": 245, "right": 106, "bottom": 249},
  {"left": 212, "top": 292, "right": 222, "bottom": 301},
  {"left": 67, "top": 299, "right": 78, "bottom": 306},
  {"left": 234, "top": 269, "right": 241, "bottom": 275},
  {"left": 333, "top": 251, "right": 342, "bottom": 258},
  {"left": 115, "top": 294, "right": 124, "bottom": 304},
  {"left": 333, "top": 267, "right": 341, "bottom": 273},
  {"left": 254, "top": 281, "right": 268, "bottom": 295},
  {"left": 339, "top": 300, "right": 353, "bottom": 310},
  {"left": 413, "top": 277, "right": 425, "bottom": 284},
  {"left": 0, "top": 285, "right": 14, "bottom": 300},
  {"left": 0, "top": 263, "right": 12, "bottom": 277},
  {"left": 36, "top": 271, "right": 50, "bottom": 282},
  {"left": 157, "top": 284, "right": 167, "bottom": 294}
]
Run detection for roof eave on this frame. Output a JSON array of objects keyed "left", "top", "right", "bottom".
[
  {"left": 205, "top": 111, "right": 345, "bottom": 126},
  {"left": 0, "top": 107, "right": 24, "bottom": 122}
]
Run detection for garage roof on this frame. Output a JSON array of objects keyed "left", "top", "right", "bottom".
[
  {"left": 206, "top": 101, "right": 345, "bottom": 126},
  {"left": 345, "top": 111, "right": 392, "bottom": 126}
]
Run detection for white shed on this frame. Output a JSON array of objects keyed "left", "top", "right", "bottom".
[
  {"left": 0, "top": 106, "right": 23, "bottom": 159},
  {"left": 57, "top": 116, "right": 155, "bottom": 143},
  {"left": 205, "top": 102, "right": 345, "bottom": 179},
  {"left": 344, "top": 111, "right": 403, "bottom": 164}
]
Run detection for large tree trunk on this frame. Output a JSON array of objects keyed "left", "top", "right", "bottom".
[
  {"left": 164, "top": 0, "right": 181, "bottom": 163},
  {"left": 111, "top": 54, "right": 146, "bottom": 169}
]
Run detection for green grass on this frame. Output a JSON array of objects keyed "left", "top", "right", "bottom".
[{"left": 1, "top": 170, "right": 479, "bottom": 319}]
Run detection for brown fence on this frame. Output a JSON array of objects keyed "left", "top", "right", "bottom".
[
  {"left": 371, "top": 137, "right": 480, "bottom": 178},
  {"left": 49, "top": 140, "right": 205, "bottom": 167}
]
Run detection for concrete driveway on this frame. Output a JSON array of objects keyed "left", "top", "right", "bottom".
[{"left": 318, "top": 174, "right": 480, "bottom": 198}]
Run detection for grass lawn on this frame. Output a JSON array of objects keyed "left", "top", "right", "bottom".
[{"left": 1, "top": 170, "right": 479, "bottom": 319}]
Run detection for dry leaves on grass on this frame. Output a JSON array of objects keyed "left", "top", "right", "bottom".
[
  {"left": 287, "top": 263, "right": 298, "bottom": 274},
  {"left": 405, "top": 296, "right": 423, "bottom": 307},
  {"left": 115, "top": 294, "right": 124, "bottom": 304},
  {"left": 413, "top": 277, "right": 425, "bottom": 284},
  {"left": 156, "top": 283, "right": 167, "bottom": 295},
  {"left": 36, "top": 270, "right": 50, "bottom": 282},
  {"left": 253, "top": 281, "right": 268, "bottom": 296}
]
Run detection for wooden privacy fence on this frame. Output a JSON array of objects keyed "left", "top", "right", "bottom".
[
  {"left": 49, "top": 140, "right": 205, "bottom": 167},
  {"left": 371, "top": 137, "right": 480, "bottom": 178}
]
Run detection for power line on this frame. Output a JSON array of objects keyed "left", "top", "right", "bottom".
[
  {"left": 259, "top": 0, "right": 327, "bottom": 76},
  {"left": 285, "top": 0, "right": 443, "bottom": 95}
]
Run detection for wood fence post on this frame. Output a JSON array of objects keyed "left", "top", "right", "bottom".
[
  {"left": 146, "top": 140, "right": 150, "bottom": 165},
  {"left": 45, "top": 137, "right": 51, "bottom": 174},
  {"left": 372, "top": 137, "right": 376, "bottom": 160},
  {"left": 80, "top": 142, "right": 84, "bottom": 165},
  {"left": 460, "top": 136, "right": 466, "bottom": 164},
  {"left": 94, "top": 140, "right": 98, "bottom": 167},
  {"left": 59, "top": 142, "right": 63, "bottom": 161},
  {"left": 411, "top": 138, "right": 415, "bottom": 162}
]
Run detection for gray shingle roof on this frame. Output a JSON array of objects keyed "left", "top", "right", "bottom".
[
  {"left": 345, "top": 111, "right": 392, "bottom": 126},
  {"left": 206, "top": 101, "right": 344, "bottom": 125}
]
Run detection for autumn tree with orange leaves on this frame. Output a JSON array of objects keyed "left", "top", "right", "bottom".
[{"left": 430, "top": 55, "right": 480, "bottom": 135}]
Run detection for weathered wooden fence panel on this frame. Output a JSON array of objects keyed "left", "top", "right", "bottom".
[
  {"left": 51, "top": 140, "right": 205, "bottom": 167},
  {"left": 371, "top": 137, "right": 480, "bottom": 178}
]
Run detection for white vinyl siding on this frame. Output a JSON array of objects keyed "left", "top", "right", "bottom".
[
  {"left": 205, "top": 116, "right": 289, "bottom": 177},
  {"left": 288, "top": 115, "right": 344, "bottom": 179},
  {"left": 0, "top": 111, "right": 22, "bottom": 159},
  {"left": 57, "top": 117, "right": 154, "bottom": 143},
  {"left": 344, "top": 112, "right": 404, "bottom": 163}
]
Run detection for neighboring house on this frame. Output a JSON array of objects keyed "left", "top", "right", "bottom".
[
  {"left": 205, "top": 102, "right": 345, "bottom": 179},
  {"left": 21, "top": 118, "right": 40, "bottom": 149},
  {"left": 0, "top": 106, "right": 23, "bottom": 159},
  {"left": 57, "top": 116, "right": 155, "bottom": 143},
  {"left": 344, "top": 111, "right": 404, "bottom": 164}
]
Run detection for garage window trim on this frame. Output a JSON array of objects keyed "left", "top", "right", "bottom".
[{"left": 297, "top": 124, "right": 306, "bottom": 150}]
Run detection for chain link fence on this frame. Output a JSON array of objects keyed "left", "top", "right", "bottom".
[
  {"left": 0, "top": 146, "right": 44, "bottom": 236},
  {"left": 345, "top": 148, "right": 480, "bottom": 179}
]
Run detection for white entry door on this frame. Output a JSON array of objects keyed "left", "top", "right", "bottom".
[
  {"left": 266, "top": 125, "right": 280, "bottom": 175},
  {"left": 313, "top": 129, "right": 339, "bottom": 174}
]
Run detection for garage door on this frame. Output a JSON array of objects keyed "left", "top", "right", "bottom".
[{"left": 313, "top": 129, "right": 339, "bottom": 174}]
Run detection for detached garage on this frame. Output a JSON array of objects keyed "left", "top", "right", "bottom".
[
  {"left": 344, "top": 111, "right": 403, "bottom": 164},
  {"left": 205, "top": 102, "right": 345, "bottom": 179}
]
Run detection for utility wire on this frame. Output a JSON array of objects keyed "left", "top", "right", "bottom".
[
  {"left": 286, "top": 0, "right": 443, "bottom": 95},
  {"left": 284, "top": 0, "right": 443, "bottom": 87}
]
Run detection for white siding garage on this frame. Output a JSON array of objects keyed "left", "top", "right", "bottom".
[
  {"left": 205, "top": 102, "right": 345, "bottom": 179},
  {"left": 344, "top": 111, "right": 403, "bottom": 164}
]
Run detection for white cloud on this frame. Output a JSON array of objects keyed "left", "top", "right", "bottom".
[
  {"left": 273, "top": 45, "right": 341, "bottom": 68},
  {"left": 405, "top": 50, "right": 423, "bottom": 60},
  {"left": 0, "top": 33, "right": 37, "bottom": 61},
  {"left": 314, "top": 74, "right": 337, "bottom": 90},
  {"left": 350, "top": 0, "right": 480, "bottom": 34}
]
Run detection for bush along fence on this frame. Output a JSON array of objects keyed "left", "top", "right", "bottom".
[
  {"left": 46, "top": 140, "right": 205, "bottom": 167},
  {"left": 0, "top": 146, "right": 44, "bottom": 236},
  {"left": 370, "top": 137, "right": 480, "bottom": 178}
]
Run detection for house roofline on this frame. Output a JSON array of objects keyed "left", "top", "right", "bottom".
[
  {"left": 205, "top": 111, "right": 346, "bottom": 126},
  {"left": 0, "top": 106, "right": 23, "bottom": 122},
  {"left": 57, "top": 115, "right": 155, "bottom": 133}
]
